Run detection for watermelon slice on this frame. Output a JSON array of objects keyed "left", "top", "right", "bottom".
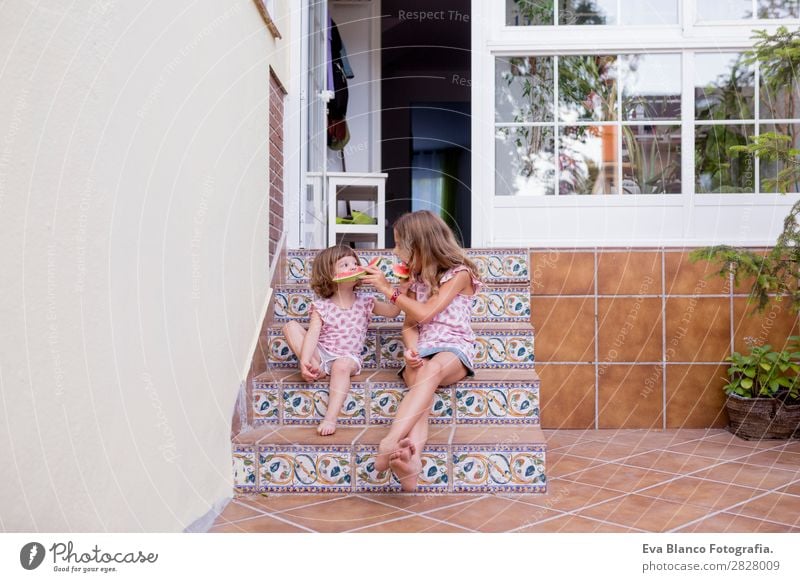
[
  {"left": 332, "top": 266, "right": 367, "bottom": 283},
  {"left": 392, "top": 262, "right": 410, "bottom": 279},
  {"left": 367, "top": 257, "right": 383, "bottom": 269}
]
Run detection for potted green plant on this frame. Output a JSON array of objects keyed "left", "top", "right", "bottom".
[{"left": 723, "top": 338, "right": 800, "bottom": 440}]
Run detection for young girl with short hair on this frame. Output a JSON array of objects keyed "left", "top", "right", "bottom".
[{"left": 283, "top": 245, "right": 400, "bottom": 435}]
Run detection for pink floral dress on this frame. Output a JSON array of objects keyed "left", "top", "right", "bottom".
[
  {"left": 409, "top": 265, "right": 481, "bottom": 373},
  {"left": 309, "top": 293, "right": 375, "bottom": 375}
]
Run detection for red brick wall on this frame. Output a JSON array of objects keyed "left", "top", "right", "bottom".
[{"left": 268, "top": 69, "right": 286, "bottom": 264}]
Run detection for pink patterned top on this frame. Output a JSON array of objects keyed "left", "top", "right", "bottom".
[
  {"left": 310, "top": 293, "right": 375, "bottom": 362},
  {"left": 411, "top": 265, "right": 481, "bottom": 365}
]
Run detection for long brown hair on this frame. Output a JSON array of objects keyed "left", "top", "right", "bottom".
[
  {"left": 310, "top": 245, "right": 360, "bottom": 298},
  {"left": 393, "top": 210, "right": 479, "bottom": 295}
]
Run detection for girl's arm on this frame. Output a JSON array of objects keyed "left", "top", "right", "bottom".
[
  {"left": 365, "top": 270, "right": 472, "bottom": 324},
  {"left": 299, "top": 311, "right": 323, "bottom": 380},
  {"left": 372, "top": 300, "right": 400, "bottom": 318}
]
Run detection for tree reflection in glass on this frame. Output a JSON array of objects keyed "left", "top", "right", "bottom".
[
  {"left": 496, "top": 126, "right": 556, "bottom": 195},
  {"left": 559, "top": 55, "right": 617, "bottom": 122}
]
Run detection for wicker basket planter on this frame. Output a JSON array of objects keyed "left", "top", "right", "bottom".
[{"left": 726, "top": 393, "right": 800, "bottom": 440}]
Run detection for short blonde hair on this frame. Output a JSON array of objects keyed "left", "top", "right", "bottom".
[
  {"left": 310, "top": 245, "right": 360, "bottom": 298},
  {"left": 393, "top": 210, "right": 479, "bottom": 295}
]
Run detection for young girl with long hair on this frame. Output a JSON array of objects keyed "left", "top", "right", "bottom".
[
  {"left": 363, "top": 210, "right": 481, "bottom": 491},
  {"left": 283, "top": 245, "right": 400, "bottom": 435}
]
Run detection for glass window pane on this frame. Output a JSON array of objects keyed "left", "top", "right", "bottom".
[
  {"left": 496, "top": 126, "right": 556, "bottom": 195},
  {"left": 695, "top": 124, "right": 756, "bottom": 192},
  {"left": 757, "top": 0, "right": 800, "bottom": 18},
  {"left": 621, "top": 0, "right": 679, "bottom": 24},
  {"left": 695, "top": 53, "right": 755, "bottom": 120},
  {"left": 496, "top": 57, "right": 555, "bottom": 122},
  {"left": 759, "top": 123, "right": 800, "bottom": 192},
  {"left": 621, "top": 125, "right": 682, "bottom": 193},
  {"left": 696, "top": 0, "right": 753, "bottom": 21},
  {"left": 506, "top": 0, "right": 555, "bottom": 25},
  {"left": 559, "top": 125, "right": 618, "bottom": 194},
  {"left": 559, "top": 55, "right": 618, "bottom": 122},
  {"left": 760, "top": 59, "right": 800, "bottom": 119},
  {"left": 559, "top": 0, "right": 616, "bottom": 25},
  {"left": 621, "top": 54, "right": 681, "bottom": 121}
]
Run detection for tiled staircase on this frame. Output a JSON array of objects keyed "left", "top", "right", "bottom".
[{"left": 232, "top": 249, "right": 547, "bottom": 494}]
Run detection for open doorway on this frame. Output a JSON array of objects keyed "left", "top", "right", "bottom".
[{"left": 381, "top": 0, "right": 471, "bottom": 247}]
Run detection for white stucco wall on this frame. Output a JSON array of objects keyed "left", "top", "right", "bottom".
[{"left": 0, "top": 0, "right": 291, "bottom": 531}]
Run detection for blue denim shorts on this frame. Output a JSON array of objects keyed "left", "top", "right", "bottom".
[{"left": 396, "top": 346, "right": 476, "bottom": 379}]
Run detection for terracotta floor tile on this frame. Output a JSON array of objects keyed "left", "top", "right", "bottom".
[
  {"left": 728, "top": 493, "right": 800, "bottom": 527},
  {"left": 543, "top": 430, "right": 597, "bottom": 450},
  {"left": 782, "top": 441, "right": 800, "bottom": 453},
  {"left": 214, "top": 500, "right": 268, "bottom": 524},
  {"left": 563, "top": 464, "right": 675, "bottom": 493},
  {"left": 640, "top": 477, "right": 762, "bottom": 510},
  {"left": 278, "top": 496, "right": 411, "bottom": 532},
  {"left": 692, "top": 462, "right": 799, "bottom": 490},
  {"left": 703, "top": 432, "right": 791, "bottom": 449},
  {"left": 237, "top": 493, "right": 348, "bottom": 514},
  {"left": 516, "top": 514, "right": 638, "bottom": 533},
  {"left": 589, "top": 428, "right": 716, "bottom": 443},
  {"left": 502, "top": 480, "right": 623, "bottom": 512},
  {"left": 548, "top": 453, "right": 604, "bottom": 476},
  {"left": 353, "top": 515, "right": 469, "bottom": 533},
  {"left": 776, "top": 481, "right": 800, "bottom": 496},
  {"left": 742, "top": 450, "right": 800, "bottom": 472},
  {"left": 426, "top": 496, "right": 563, "bottom": 533},
  {"left": 556, "top": 440, "right": 651, "bottom": 461},
  {"left": 666, "top": 441, "right": 763, "bottom": 461},
  {"left": 594, "top": 430, "right": 702, "bottom": 450},
  {"left": 208, "top": 514, "right": 308, "bottom": 533},
  {"left": 577, "top": 494, "right": 710, "bottom": 532},
  {"left": 360, "top": 494, "right": 482, "bottom": 513},
  {"left": 623, "top": 451, "right": 718, "bottom": 475},
  {"left": 675, "top": 512, "right": 800, "bottom": 533}
]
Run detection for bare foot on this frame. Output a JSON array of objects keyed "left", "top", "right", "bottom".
[
  {"left": 390, "top": 439, "right": 422, "bottom": 492},
  {"left": 375, "top": 437, "right": 396, "bottom": 472},
  {"left": 317, "top": 419, "right": 336, "bottom": 436}
]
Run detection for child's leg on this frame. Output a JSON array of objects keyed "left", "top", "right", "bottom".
[
  {"left": 318, "top": 358, "right": 357, "bottom": 436},
  {"left": 282, "top": 321, "right": 321, "bottom": 369},
  {"left": 376, "top": 352, "right": 466, "bottom": 474}
]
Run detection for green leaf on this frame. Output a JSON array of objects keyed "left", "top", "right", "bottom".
[{"left": 741, "top": 378, "right": 753, "bottom": 389}]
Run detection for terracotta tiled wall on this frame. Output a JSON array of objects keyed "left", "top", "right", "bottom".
[{"left": 530, "top": 249, "right": 799, "bottom": 430}]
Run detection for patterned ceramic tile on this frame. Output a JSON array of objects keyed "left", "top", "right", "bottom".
[
  {"left": 252, "top": 388, "right": 280, "bottom": 425},
  {"left": 369, "top": 383, "right": 454, "bottom": 424},
  {"left": 471, "top": 287, "right": 531, "bottom": 322},
  {"left": 276, "top": 285, "right": 531, "bottom": 324},
  {"left": 233, "top": 447, "right": 257, "bottom": 492},
  {"left": 452, "top": 446, "right": 546, "bottom": 493},
  {"left": 355, "top": 446, "right": 449, "bottom": 493},
  {"left": 258, "top": 446, "right": 353, "bottom": 492},
  {"left": 268, "top": 328, "right": 378, "bottom": 369},
  {"left": 377, "top": 329, "right": 405, "bottom": 368},
  {"left": 273, "top": 287, "right": 402, "bottom": 323},
  {"left": 474, "top": 331, "right": 535, "bottom": 368},
  {"left": 274, "top": 289, "right": 314, "bottom": 322},
  {"left": 455, "top": 384, "right": 540, "bottom": 424},
  {"left": 286, "top": 251, "right": 403, "bottom": 284},
  {"left": 468, "top": 250, "right": 529, "bottom": 284},
  {"left": 287, "top": 249, "right": 529, "bottom": 284},
  {"left": 282, "top": 384, "right": 366, "bottom": 425}
]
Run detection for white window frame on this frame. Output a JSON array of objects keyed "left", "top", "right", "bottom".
[{"left": 472, "top": 0, "right": 800, "bottom": 247}]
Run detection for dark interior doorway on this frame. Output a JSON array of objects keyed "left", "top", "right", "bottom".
[{"left": 381, "top": 0, "right": 471, "bottom": 247}]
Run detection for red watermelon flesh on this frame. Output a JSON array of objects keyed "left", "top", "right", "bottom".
[
  {"left": 392, "top": 262, "right": 410, "bottom": 279},
  {"left": 332, "top": 266, "right": 367, "bottom": 283},
  {"left": 367, "top": 257, "right": 382, "bottom": 269}
]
